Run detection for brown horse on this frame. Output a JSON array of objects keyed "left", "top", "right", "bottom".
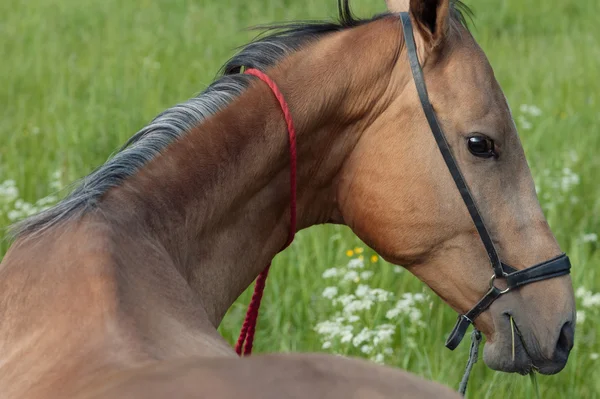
[{"left": 0, "top": 0, "right": 575, "bottom": 398}]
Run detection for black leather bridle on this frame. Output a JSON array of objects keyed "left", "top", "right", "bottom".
[{"left": 399, "top": 12, "right": 572, "bottom": 351}]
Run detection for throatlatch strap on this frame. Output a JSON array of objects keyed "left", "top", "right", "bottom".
[{"left": 399, "top": 12, "right": 503, "bottom": 279}]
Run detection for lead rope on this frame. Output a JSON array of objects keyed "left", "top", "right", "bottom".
[
  {"left": 458, "top": 328, "right": 482, "bottom": 396},
  {"left": 235, "top": 68, "right": 298, "bottom": 357}
]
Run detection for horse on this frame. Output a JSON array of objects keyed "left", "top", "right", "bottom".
[{"left": 0, "top": 0, "right": 575, "bottom": 398}]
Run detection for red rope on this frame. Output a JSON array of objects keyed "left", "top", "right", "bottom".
[{"left": 235, "top": 68, "right": 297, "bottom": 356}]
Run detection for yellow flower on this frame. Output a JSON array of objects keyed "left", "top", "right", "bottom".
[
  {"left": 346, "top": 249, "right": 354, "bottom": 257},
  {"left": 354, "top": 247, "right": 364, "bottom": 254},
  {"left": 358, "top": 255, "right": 364, "bottom": 261},
  {"left": 371, "top": 255, "right": 379, "bottom": 263}
]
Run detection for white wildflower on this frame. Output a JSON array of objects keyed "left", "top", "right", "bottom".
[
  {"left": 560, "top": 168, "right": 580, "bottom": 192},
  {"left": 322, "top": 268, "right": 339, "bottom": 278},
  {"left": 335, "top": 294, "right": 356, "bottom": 307},
  {"left": 329, "top": 233, "right": 342, "bottom": 242},
  {"left": 352, "top": 328, "right": 371, "bottom": 347},
  {"left": 386, "top": 293, "right": 427, "bottom": 321},
  {"left": 0, "top": 180, "right": 19, "bottom": 202},
  {"left": 355, "top": 285, "right": 370, "bottom": 298},
  {"left": 576, "top": 310, "right": 585, "bottom": 324},
  {"left": 519, "top": 104, "right": 542, "bottom": 117},
  {"left": 361, "top": 345, "right": 373, "bottom": 354},
  {"left": 322, "top": 287, "right": 338, "bottom": 299},
  {"left": 576, "top": 287, "right": 600, "bottom": 308},
  {"left": 314, "top": 320, "right": 342, "bottom": 336},
  {"left": 342, "top": 270, "right": 359, "bottom": 282},
  {"left": 386, "top": 307, "right": 401, "bottom": 320},
  {"left": 375, "top": 325, "right": 395, "bottom": 343},
  {"left": 342, "top": 298, "right": 374, "bottom": 313},
  {"left": 583, "top": 294, "right": 600, "bottom": 308},
  {"left": 529, "top": 106, "right": 542, "bottom": 116},
  {"left": 581, "top": 233, "right": 598, "bottom": 243},
  {"left": 569, "top": 150, "right": 579, "bottom": 163},
  {"left": 35, "top": 195, "right": 58, "bottom": 209},
  {"left": 518, "top": 116, "right": 533, "bottom": 130},
  {"left": 409, "top": 308, "right": 423, "bottom": 323},
  {"left": 7, "top": 210, "right": 22, "bottom": 221},
  {"left": 360, "top": 271, "right": 374, "bottom": 280},
  {"left": 373, "top": 354, "right": 385, "bottom": 363},
  {"left": 590, "top": 353, "right": 599, "bottom": 361},
  {"left": 50, "top": 169, "right": 63, "bottom": 191},
  {"left": 347, "top": 257, "right": 365, "bottom": 269},
  {"left": 372, "top": 289, "right": 393, "bottom": 302},
  {"left": 340, "top": 331, "right": 354, "bottom": 344},
  {"left": 316, "top": 245, "right": 430, "bottom": 362}
]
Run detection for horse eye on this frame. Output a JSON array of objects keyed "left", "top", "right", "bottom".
[{"left": 467, "top": 136, "right": 497, "bottom": 159}]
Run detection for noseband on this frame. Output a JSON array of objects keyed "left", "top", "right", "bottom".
[{"left": 399, "top": 12, "right": 571, "bottom": 351}]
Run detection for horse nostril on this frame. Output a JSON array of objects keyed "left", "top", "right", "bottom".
[{"left": 556, "top": 321, "right": 575, "bottom": 357}]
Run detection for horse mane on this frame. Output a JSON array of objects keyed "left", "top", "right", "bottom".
[{"left": 10, "top": 0, "right": 471, "bottom": 239}]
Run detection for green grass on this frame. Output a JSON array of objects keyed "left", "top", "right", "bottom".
[{"left": 1, "top": 0, "right": 598, "bottom": 397}]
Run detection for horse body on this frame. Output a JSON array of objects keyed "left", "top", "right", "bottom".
[
  {"left": 0, "top": 224, "right": 460, "bottom": 399},
  {"left": 0, "top": 0, "right": 574, "bottom": 397},
  {"left": 0, "top": 214, "right": 239, "bottom": 398},
  {"left": 1, "top": 16, "right": 454, "bottom": 397}
]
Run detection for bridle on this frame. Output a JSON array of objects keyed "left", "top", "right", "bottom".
[
  {"left": 237, "top": 12, "right": 572, "bottom": 395},
  {"left": 399, "top": 12, "right": 571, "bottom": 393},
  {"left": 398, "top": 11, "right": 571, "bottom": 352}
]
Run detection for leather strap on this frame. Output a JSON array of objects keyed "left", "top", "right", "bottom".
[
  {"left": 446, "top": 286, "right": 503, "bottom": 349},
  {"left": 506, "top": 253, "right": 571, "bottom": 289},
  {"left": 399, "top": 13, "right": 504, "bottom": 279}
]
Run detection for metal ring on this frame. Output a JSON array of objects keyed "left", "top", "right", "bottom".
[{"left": 489, "top": 274, "right": 511, "bottom": 294}]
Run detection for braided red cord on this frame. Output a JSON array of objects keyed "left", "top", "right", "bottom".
[{"left": 235, "top": 68, "right": 297, "bottom": 356}]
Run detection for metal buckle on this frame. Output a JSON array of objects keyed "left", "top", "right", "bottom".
[{"left": 489, "top": 274, "right": 511, "bottom": 294}]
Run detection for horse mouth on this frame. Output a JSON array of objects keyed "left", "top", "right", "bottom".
[
  {"left": 483, "top": 314, "right": 535, "bottom": 375},
  {"left": 506, "top": 315, "right": 536, "bottom": 375}
]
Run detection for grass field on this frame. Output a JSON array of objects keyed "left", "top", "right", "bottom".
[{"left": 1, "top": 0, "right": 599, "bottom": 397}]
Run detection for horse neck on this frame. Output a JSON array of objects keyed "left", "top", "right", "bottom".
[{"left": 99, "top": 18, "right": 403, "bottom": 328}]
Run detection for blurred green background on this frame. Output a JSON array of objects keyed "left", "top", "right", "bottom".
[{"left": 1, "top": 0, "right": 598, "bottom": 397}]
